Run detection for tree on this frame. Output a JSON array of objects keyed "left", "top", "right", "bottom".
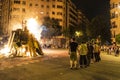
[
  {"left": 41, "top": 17, "right": 62, "bottom": 38},
  {"left": 87, "top": 15, "right": 111, "bottom": 44},
  {"left": 116, "top": 34, "right": 120, "bottom": 44},
  {"left": 75, "top": 14, "right": 90, "bottom": 43}
]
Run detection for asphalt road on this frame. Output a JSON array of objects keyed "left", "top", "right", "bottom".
[{"left": 0, "top": 49, "right": 120, "bottom": 80}]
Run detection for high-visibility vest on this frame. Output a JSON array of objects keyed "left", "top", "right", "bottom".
[
  {"left": 94, "top": 44, "right": 99, "bottom": 53},
  {"left": 79, "top": 43, "right": 88, "bottom": 55}
]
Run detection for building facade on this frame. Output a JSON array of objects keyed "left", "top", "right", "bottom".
[
  {"left": 110, "top": 0, "right": 120, "bottom": 42},
  {"left": 66, "top": 0, "right": 78, "bottom": 28},
  {"left": 0, "top": 0, "right": 2, "bottom": 35},
  {"left": 1, "top": 0, "right": 80, "bottom": 35}
]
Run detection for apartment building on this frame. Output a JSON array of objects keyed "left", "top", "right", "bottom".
[
  {"left": 66, "top": 0, "right": 78, "bottom": 28},
  {"left": 110, "top": 0, "right": 120, "bottom": 42},
  {"left": 0, "top": 0, "right": 2, "bottom": 34},
  {"left": 1, "top": 0, "right": 80, "bottom": 35}
]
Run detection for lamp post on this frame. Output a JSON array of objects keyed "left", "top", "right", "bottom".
[
  {"left": 75, "top": 31, "right": 83, "bottom": 43},
  {"left": 75, "top": 31, "right": 83, "bottom": 37}
]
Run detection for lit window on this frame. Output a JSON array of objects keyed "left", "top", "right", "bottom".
[{"left": 40, "top": 12, "right": 44, "bottom": 14}]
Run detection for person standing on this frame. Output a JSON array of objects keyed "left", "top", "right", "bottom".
[
  {"left": 87, "top": 42, "right": 94, "bottom": 66},
  {"left": 69, "top": 38, "right": 78, "bottom": 69},
  {"left": 78, "top": 42, "right": 88, "bottom": 68},
  {"left": 93, "top": 43, "right": 101, "bottom": 62},
  {"left": 115, "top": 46, "right": 119, "bottom": 56}
]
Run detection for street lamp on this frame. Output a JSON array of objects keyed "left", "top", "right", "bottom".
[
  {"left": 75, "top": 31, "right": 83, "bottom": 43},
  {"left": 75, "top": 31, "right": 82, "bottom": 37}
]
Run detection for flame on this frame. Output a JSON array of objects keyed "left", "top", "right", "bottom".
[
  {"left": 0, "top": 18, "right": 43, "bottom": 57},
  {"left": 26, "top": 18, "right": 42, "bottom": 41},
  {"left": 26, "top": 52, "right": 31, "bottom": 57},
  {"left": 0, "top": 45, "right": 10, "bottom": 57}
]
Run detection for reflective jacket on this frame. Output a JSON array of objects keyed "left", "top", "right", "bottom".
[{"left": 78, "top": 43, "right": 88, "bottom": 55}]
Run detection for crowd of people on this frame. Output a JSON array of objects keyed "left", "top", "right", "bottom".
[
  {"left": 69, "top": 38, "right": 102, "bottom": 70},
  {"left": 101, "top": 43, "right": 120, "bottom": 57}
]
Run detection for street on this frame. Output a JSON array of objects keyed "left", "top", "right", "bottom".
[{"left": 0, "top": 49, "right": 120, "bottom": 80}]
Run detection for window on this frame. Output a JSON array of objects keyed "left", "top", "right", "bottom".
[
  {"left": 112, "top": 21, "right": 117, "bottom": 28},
  {"left": 22, "top": 1, "right": 26, "bottom": 5},
  {"left": 40, "top": 12, "right": 44, "bottom": 14},
  {"left": 113, "top": 3, "right": 115, "bottom": 8},
  {"left": 57, "top": 5, "right": 63, "bottom": 8},
  {"left": 22, "top": 8, "right": 25, "bottom": 12},
  {"left": 52, "top": 5, "right": 55, "bottom": 8},
  {"left": 46, "top": 12, "right": 49, "bottom": 15},
  {"left": 14, "top": 1, "right": 20, "bottom": 4},
  {"left": 46, "top": 5, "right": 49, "bottom": 8},
  {"left": 115, "top": 4, "right": 118, "bottom": 8},
  {"left": 0, "top": 5, "right": 2, "bottom": 9},
  {"left": 111, "top": 12, "right": 115, "bottom": 19},
  {"left": 52, "top": 12, "right": 55, "bottom": 15},
  {"left": 119, "top": 2, "right": 120, "bottom": 6},
  {"left": 52, "top": 18, "right": 55, "bottom": 20},
  {"left": 58, "top": 19, "right": 62, "bottom": 21},
  {"left": 57, "top": 12, "right": 62, "bottom": 15},
  {"left": 35, "top": 4, "right": 38, "bottom": 6},
  {"left": 13, "top": 8, "right": 20, "bottom": 11},
  {"left": 41, "top": 5, "right": 44, "bottom": 8},
  {"left": 113, "top": 31, "right": 116, "bottom": 38},
  {"left": 57, "top": 0, "right": 62, "bottom": 2},
  {"left": 29, "top": 3, "right": 32, "bottom": 6},
  {"left": 115, "top": 12, "right": 118, "bottom": 18}
]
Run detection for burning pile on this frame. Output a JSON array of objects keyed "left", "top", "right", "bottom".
[{"left": 0, "top": 18, "right": 43, "bottom": 58}]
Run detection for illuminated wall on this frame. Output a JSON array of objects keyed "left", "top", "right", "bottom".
[
  {"left": 0, "top": 0, "right": 2, "bottom": 29},
  {"left": 1, "top": 0, "right": 79, "bottom": 35},
  {"left": 110, "top": 0, "right": 120, "bottom": 39}
]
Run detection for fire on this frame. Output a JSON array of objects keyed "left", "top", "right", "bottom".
[
  {"left": 26, "top": 18, "right": 42, "bottom": 41},
  {"left": 0, "top": 18, "right": 43, "bottom": 57},
  {"left": 0, "top": 45, "right": 10, "bottom": 57}
]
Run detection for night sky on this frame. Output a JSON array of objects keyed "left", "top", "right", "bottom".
[{"left": 71, "top": 0, "right": 110, "bottom": 20}]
